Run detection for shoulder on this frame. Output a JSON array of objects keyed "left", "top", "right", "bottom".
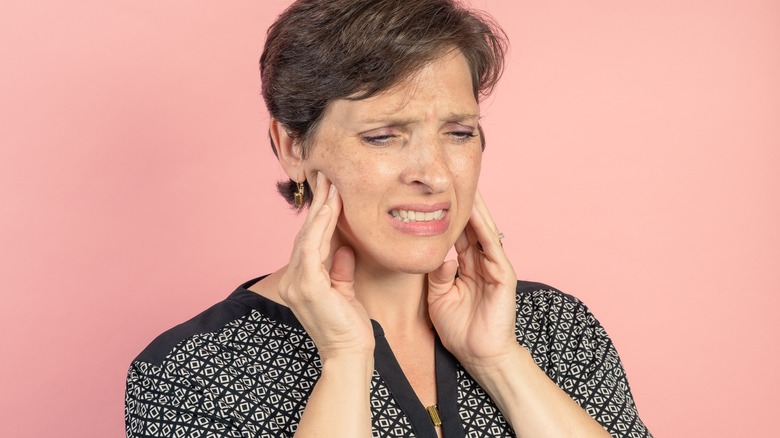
[
  {"left": 452, "top": 281, "right": 650, "bottom": 436},
  {"left": 514, "top": 280, "right": 594, "bottom": 323},
  {"left": 513, "top": 280, "right": 611, "bottom": 370},
  {"left": 132, "top": 276, "right": 301, "bottom": 366},
  {"left": 513, "top": 282, "right": 652, "bottom": 436},
  {"left": 132, "top": 296, "right": 253, "bottom": 366}
]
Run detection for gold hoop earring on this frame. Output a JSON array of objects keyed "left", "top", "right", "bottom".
[{"left": 293, "top": 180, "right": 305, "bottom": 207}]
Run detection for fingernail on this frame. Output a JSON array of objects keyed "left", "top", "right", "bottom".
[
  {"left": 328, "top": 184, "right": 337, "bottom": 199},
  {"left": 317, "top": 171, "right": 324, "bottom": 185}
]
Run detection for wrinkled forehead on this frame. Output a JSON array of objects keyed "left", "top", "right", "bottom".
[
  {"left": 325, "top": 51, "right": 479, "bottom": 124},
  {"left": 344, "top": 47, "right": 479, "bottom": 104}
]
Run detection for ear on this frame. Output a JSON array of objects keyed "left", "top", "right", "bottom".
[{"left": 270, "top": 118, "right": 305, "bottom": 182}]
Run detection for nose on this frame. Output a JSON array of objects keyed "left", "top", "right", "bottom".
[{"left": 401, "top": 135, "right": 452, "bottom": 193}]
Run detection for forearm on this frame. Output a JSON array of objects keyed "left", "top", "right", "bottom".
[
  {"left": 465, "top": 344, "right": 610, "bottom": 438},
  {"left": 294, "top": 354, "right": 374, "bottom": 437}
]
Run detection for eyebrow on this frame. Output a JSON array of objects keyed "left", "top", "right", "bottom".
[{"left": 357, "top": 112, "right": 480, "bottom": 126}]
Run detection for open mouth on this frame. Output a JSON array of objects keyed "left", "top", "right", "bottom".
[{"left": 390, "top": 209, "right": 445, "bottom": 223}]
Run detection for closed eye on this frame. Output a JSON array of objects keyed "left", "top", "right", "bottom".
[
  {"left": 449, "top": 131, "right": 478, "bottom": 143},
  {"left": 362, "top": 134, "right": 398, "bottom": 146}
]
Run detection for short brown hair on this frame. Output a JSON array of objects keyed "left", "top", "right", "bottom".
[{"left": 260, "top": 0, "right": 507, "bottom": 207}]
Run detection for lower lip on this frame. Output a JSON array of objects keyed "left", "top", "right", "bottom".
[{"left": 388, "top": 213, "right": 449, "bottom": 236}]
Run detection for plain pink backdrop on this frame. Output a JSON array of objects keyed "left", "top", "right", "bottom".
[{"left": 1, "top": 0, "right": 778, "bottom": 436}]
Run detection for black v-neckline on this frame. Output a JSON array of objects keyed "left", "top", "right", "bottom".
[{"left": 371, "top": 320, "right": 466, "bottom": 438}]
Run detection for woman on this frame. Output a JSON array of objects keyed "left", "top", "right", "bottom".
[{"left": 125, "top": 0, "right": 651, "bottom": 437}]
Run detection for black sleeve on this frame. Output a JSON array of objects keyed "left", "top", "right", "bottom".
[
  {"left": 515, "top": 282, "right": 652, "bottom": 438},
  {"left": 125, "top": 360, "right": 243, "bottom": 438}
]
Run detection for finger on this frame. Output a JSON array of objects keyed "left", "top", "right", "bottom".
[
  {"left": 319, "top": 182, "right": 342, "bottom": 263},
  {"left": 301, "top": 171, "right": 330, "bottom": 229},
  {"left": 469, "top": 202, "right": 503, "bottom": 259},
  {"left": 290, "top": 174, "right": 327, "bottom": 272},
  {"left": 427, "top": 259, "right": 458, "bottom": 300},
  {"left": 472, "top": 190, "right": 499, "bottom": 235},
  {"left": 291, "top": 172, "right": 334, "bottom": 267},
  {"left": 330, "top": 246, "right": 355, "bottom": 297},
  {"left": 454, "top": 226, "right": 470, "bottom": 254},
  {"left": 296, "top": 201, "right": 337, "bottom": 286},
  {"left": 454, "top": 221, "right": 478, "bottom": 258},
  {"left": 465, "top": 219, "right": 480, "bottom": 246},
  {"left": 454, "top": 223, "right": 480, "bottom": 277}
]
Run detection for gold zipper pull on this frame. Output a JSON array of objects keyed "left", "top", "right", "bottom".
[{"left": 425, "top": 404, "right": 442, "bottom": 427}]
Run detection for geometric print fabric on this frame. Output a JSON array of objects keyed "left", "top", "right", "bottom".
[
  {"left": 125, "top": 279, "right": 651, "bottom": 437},
  {"left": 514, "top": 288, "right": 650, "bottom": 437}
]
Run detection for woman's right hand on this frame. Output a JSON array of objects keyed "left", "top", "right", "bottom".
[
  {"left": 278, "top": 171, "right": 375, "bottom": 363},
  {"left": 281, "top": 172, "right": 374, "bottom": 437}
]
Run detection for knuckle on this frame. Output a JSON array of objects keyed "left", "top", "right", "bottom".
[
  {"left": 298, "top": 270, "right": 322, "bottom": 292},
  {"left": 297, "top": 244, "right": 320, "bottom": 261},
  {"left": 293, "top": 230, "right": 309, "bottom": 248}
]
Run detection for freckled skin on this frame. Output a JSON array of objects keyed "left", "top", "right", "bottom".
[{"left": 304, "top": 51, "right": 482, "bottom": 276}]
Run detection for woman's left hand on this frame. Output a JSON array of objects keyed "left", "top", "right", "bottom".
[
  {"left": 427, "top": 190, "right": 518, "bottom": 372},
  {"left": 428, "top": 191, "right": 612, "bottom": 437}
]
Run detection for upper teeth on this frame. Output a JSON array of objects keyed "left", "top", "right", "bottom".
[{"left": 390, "top": 209, "right": 444, "bottom": 222}]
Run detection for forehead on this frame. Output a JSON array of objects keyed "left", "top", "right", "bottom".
[{"left": 323, "top": 51, "right": 479, "bottom": 127}]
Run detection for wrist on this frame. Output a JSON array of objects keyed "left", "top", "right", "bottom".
[
  {"left": 460, "top": 344, "right": 611, "bottom": 437},
  {"left": 460, "top": 343, "right": 529, "bottom": 390},
  {"left": 321, "top": 352, "right": 375, "bottom": 383}
]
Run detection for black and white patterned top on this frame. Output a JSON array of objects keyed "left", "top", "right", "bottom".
[{"left": 125, "top": 277, "right": 652, "bottom": 437}]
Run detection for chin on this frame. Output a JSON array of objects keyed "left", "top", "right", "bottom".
[
  {"left": 398, "top": 263, "right": 444, "bottom": 275},
  {"left": 375, "top": 250, "right": 450, "bottom": 275},
  {"left": 337, "top": 227, "right": 454, "bottom": 275}
]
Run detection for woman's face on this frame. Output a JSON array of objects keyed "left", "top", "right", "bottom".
[{"left": 306, "top": 51, "right": 482, "bottom": 274}]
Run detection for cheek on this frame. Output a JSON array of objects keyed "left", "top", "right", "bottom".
[
  {"left": 455, "top": 147, "right": 482, "bottom": 188},
  {"left": 328, "top": 159, "right": 369, "bottom": 200},
  {"left": 310, "top": 144, "right": 351, "bottom": 189},
  {"left": 453, "top": 149, "right": 481, "bottom": 220},
  {"left": 312, "top": 149, "right": 374, "bottom": 215}
]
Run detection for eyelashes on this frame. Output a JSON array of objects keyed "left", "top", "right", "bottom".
[
  {"left": 362, "top": 134, "right": 396, "bottom": 146},
  {"left": 361, "top": 131, "right": 477, "bottom": 147},
  {"left": 450, "top": 131, "right": 478, "bottom": 141}
]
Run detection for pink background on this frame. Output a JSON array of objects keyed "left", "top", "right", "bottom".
[{"left": 1, "top": 0, "right": 778, "bottom": 436}]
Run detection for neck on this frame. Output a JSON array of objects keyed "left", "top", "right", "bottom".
[
  {"left": 353, "top": 265, "right": 432, "bottom": 336},
  {"left": 328, "top": 229, "right": 435, "bottom": 336}
]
